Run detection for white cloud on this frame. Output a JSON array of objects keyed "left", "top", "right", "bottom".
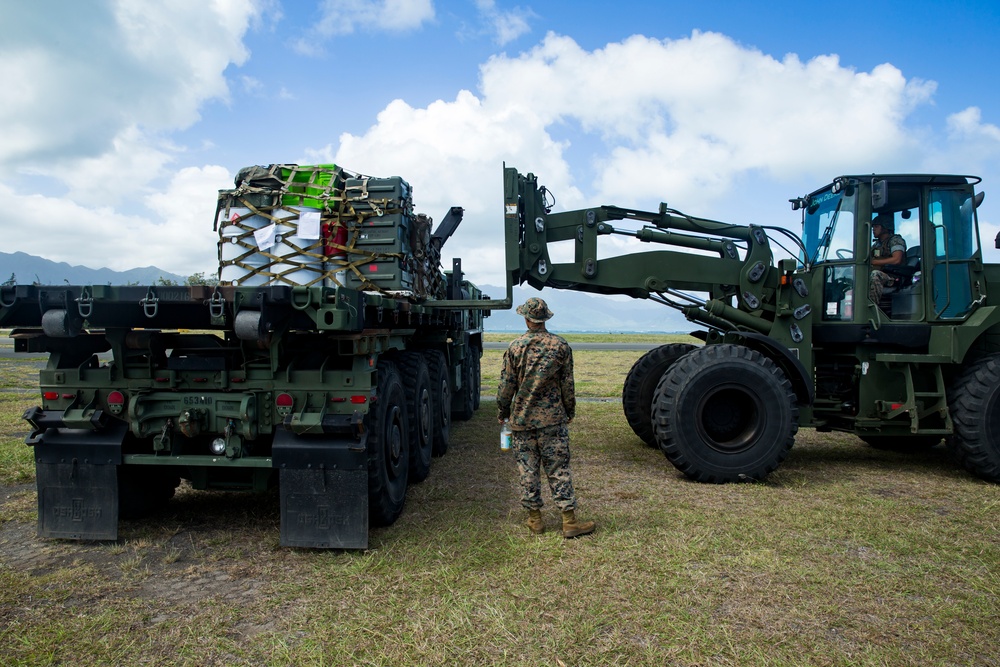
[
  {"left": 475, "top": 0, "right": 533, "bottom": 45},
  {"left": 0, "top": 0, "right": 261, "bottom": 273},
  {"left": 947, "top": 106, "right": 1000, "bottom": 144},
  {"left": 311, "top": 31, "right": 982, "bottom": 284},
  {"left": 2, "top": 166, "right": 231, "bottom": 276},
  {"left": 0, "top": 0, "right": 257, "bottom": 173},
  {"left": 294, "top": 0, "right": 434, "bottom": 52}
]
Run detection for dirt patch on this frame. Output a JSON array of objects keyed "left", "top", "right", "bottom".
[{"left": 0, "top": 482, "right": 277, "bottom": 611}]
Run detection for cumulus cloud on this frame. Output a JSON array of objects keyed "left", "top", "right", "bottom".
[
  {"left": 315, "top": 30, "right": 970, "bottom": 282},
  {"left": 0, "top": 0, "right": 257, "bottom": 173},
  {"left": 0, "top": 0, "right": 261, "bottom": 273},
  {"left": 292, "top": 0, "right": 434, "bottom": 54},
  {"left": 2, "top": 166, "right": 231, "bottom": 276},
  {"left": 475, "top": 0, "right": 533, "bottom": 45}
]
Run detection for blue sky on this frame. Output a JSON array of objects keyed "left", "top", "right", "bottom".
[{"left": 2, "top": 0, "right": 1000, "bottom": 296}]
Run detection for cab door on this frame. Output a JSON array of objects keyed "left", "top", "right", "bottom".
[{"left": 927, "top": 187, "right": 983, "bottom": 320}]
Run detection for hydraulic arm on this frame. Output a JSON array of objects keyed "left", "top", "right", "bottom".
[{"left": 503, "top": 166, "right": 805, "bottom": 336}]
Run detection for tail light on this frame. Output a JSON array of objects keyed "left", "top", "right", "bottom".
[
  {"left": 107, "top": 390, "right": 126, "bottom": 415},
  {"left": 275, "top": 393, "right": 294, "bottom": 417}
]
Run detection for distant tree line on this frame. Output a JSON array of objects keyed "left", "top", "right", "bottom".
[{"left": 2, "top": 272, "right": 219, "bottom": 286}]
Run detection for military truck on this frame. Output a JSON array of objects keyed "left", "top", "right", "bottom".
[
  {"left": 503, "top": 166, "right": 1000, "bottom": 483},
  {"left": 0, "top": 164, "right": 502, "bottom": 549}
]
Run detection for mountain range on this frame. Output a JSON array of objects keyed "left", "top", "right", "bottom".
[
  {"left": 0, "top": 252, "right": 691, "bottom": 332},
  {"left": 0, "top": 251, "right": 185, "bottom": 287}
]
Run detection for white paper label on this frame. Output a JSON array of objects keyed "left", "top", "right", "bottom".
[
  {"left": 298, "top": 210, "right": 321, "bottom": 239},
  {"left": 254, "top": 224, "right": 277, "bottom": 249}
]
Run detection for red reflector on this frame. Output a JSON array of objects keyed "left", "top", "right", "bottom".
[
  {"left": 193, "top": 377, "right": 208, "bottom": 383},
  {"left": 43, "top": 391, "right": 59, "bottom": 400},
  {"left": 350, "top": 395, "right": 367, "bottom": 404},
  {"left": 368, "top": 264, "right": 378, "bottom": 272},
  {"left": 107, "top": 391, "right": 125, "bottom": 405},
  {"left": 232, "top": 377, "right": 245, "bottom": 383},
  {"left": 61, "top": 393, "right": 74, "bottom": 399},
  {"left": 155, "top": 377, "right": 170, "bottom": 383},
  {"left": 330, "top": 396, "right": 346, "bottom": 403},
  {"left": 275, "top": 393, "right": 294, "bottom": 407},
  {"left": 891, "top": 403, "right": 904, "bottom": 410}
]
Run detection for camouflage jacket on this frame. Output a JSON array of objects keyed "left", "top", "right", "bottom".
[
  {"left": 871, "top": 233, "right": 906, "bottom": 262},
  {"left": 496, "top": 329, "right": 575, "bottom": 430}
]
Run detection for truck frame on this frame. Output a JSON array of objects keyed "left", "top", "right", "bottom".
[{"left": 0, "top": 165, "right": 503, "bottom": 549}]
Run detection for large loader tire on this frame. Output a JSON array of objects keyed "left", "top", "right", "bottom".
[
  {"left": 367, "top": 361, "right": 410, "bottom": 526},
  {"left": 622, "top": 344, "right": 697, "bottom": 447},
  {"left": 652, "top": 344, "right": 798, "bottom": 483},
  {"left": 397, "top": 352, "right": 433, "bottom": 484},
  {"left": 424, "top": 350, "right": 451, "bottom": 457},
  {"left": 948, "top": 353, "right": 1000, "bottom": 482}
]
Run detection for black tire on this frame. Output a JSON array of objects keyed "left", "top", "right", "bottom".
[
  {"left": 397, "top": 352, "right": 433, "bottom": 484},
  {"left": 424, "top": 349, "right": 451, "bottom": 457},
  {"left": 860, "top": 435, "right": 941, "bottom": 451},
  {"left": 652, "top": 344, "right": 798, "bottom": 483},
  {"left": 948, "top": 353, "right": 1000, "bottom": 482},
  {"left": 367, "top": 361, "right": 410, "bottom": 526},
  {"left": 118, "top": 466, "right": 180, "bottom": 519},
  {"left": 452, "top": 352, "right": 476, "bottom": 422},
  {"left": 622, "top": 344, "right": 697, "bottom": 447}
]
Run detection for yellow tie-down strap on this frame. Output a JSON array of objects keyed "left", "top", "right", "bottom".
[{"left": 217, "top": 192, "right": 439, "bottom": 295}]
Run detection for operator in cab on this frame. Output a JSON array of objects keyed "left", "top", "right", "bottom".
[{"left": 869, "top": 213, "right": 906, "bottom": 303}]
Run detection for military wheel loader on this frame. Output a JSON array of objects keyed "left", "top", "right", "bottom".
[{"left": 503, "top": 166, "right": 1000, "bottom": 483}]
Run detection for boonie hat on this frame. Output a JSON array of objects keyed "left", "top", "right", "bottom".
[{"left": 516, "top": 297, "right": 554, "bottom": 322}]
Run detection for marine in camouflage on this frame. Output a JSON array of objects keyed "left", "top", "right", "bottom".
[
  {"left": 496, "top": 329, "right": 575, "bottom": 430},
  {"left": 498, "top": 297, "right": 583, "bottom": 513},
  {"left": 869, "top": 232, "right": 906, "bottom": 302},
  {"left": 512, "top": 424, "right": 576, "bottom": 511}
]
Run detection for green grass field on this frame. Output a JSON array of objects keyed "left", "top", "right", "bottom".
[{"left": 1, "top": 341, "right": 999, "bottom": 666}]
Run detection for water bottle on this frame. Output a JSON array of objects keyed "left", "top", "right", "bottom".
[{"left": 500, "top": 420, "right": 512, "bottom": 451}]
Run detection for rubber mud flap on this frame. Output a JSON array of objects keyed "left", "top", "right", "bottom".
[
  {"left": 36, "top": 461, "right": 119, "bottom": 540},
  {"left": 279, "top": 468, "right": 368, "bottom": 549}
]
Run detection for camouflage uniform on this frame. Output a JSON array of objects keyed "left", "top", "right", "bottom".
[
  {"left": 497, "top": 298, "right": 580, "bottom": 512},
  {"left": 869, "top": 232, "right": 906, "bottom": 302}
]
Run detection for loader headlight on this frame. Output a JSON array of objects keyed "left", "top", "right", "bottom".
[{"left": 210, "top": 438, "right": 227, "bottom": 455}]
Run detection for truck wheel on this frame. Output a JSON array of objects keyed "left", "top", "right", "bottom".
[
  {"left": 367, "top": 361, "right": 410, "bottom": 526},
  {"left": 948, "top": 353, "right": 1000, "bottom": 482},
  {"left": 652, "top": 344, "right": 798, "bottom": 483},
  {"left": 453, "top": 353, "right": 475, "bottom": 422},
  {"left": 397, "top": 352, "right": 433, "bottom": 484},
  {"left": 424, "top": 350, "right": 451, "bottom": 457},
  {"left": 622, "top": 344, "right": 697, "bottom": 447}
]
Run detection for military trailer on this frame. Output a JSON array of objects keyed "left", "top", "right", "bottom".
[
  {"left": 503, "top": 166, "right": 1000, "bottom": 484},
  {"left": 0, "top": 164, "right": 503, "bottom": 549}
]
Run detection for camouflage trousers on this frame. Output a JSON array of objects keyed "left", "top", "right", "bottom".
[
  {"left": 869, "top": 269, "right": 896, "bottom": 303},
  {"left": 512, "top": 423, "right": 577, "bottom": 512}
]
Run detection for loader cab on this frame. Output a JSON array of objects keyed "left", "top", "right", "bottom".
[{"left": 798, "top": 175, "right": 984, "bottom": 324}]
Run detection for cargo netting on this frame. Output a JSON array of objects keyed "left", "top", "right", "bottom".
[{"left": 215, "top": 164, "right": 447, "bottom": 299}]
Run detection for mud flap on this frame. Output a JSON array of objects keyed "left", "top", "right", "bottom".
[
  {"left": 29, "top": 422, "right": 126, "bottom": 541},
  {"left": 273, "top": 430, "right": 368, "bottom": 549}
]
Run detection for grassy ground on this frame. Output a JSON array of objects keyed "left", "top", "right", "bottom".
[{"left": 1, "top": 346, "right": 999, "bottom": 665}]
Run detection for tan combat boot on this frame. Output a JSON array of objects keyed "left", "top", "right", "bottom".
[
  {"left": 526, "top": 509, "right": 545, "bottom": 534},
  {"left": 561, "top": 510, "right": 595, "bottom": 538}
]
